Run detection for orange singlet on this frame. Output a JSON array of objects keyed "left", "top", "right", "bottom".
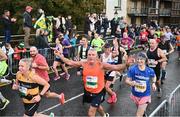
[
  {"left": 82, "top": 61, "right": 105, "bottom": 94},
  {"left": 176, "top": 35, "right": 180, "bottom": 47}
]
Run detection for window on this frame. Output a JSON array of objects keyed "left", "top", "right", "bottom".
[
  {"left": 115, "top": 0, "right": 121, "bottom": 10},
  {"left": 118, "top": 0, "right": 121, "bottom": 8}
]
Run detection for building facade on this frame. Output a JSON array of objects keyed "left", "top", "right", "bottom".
[
  {"left": 105, "top": 0, "right": 127, "bottom": 20},
  {"left": 127, "top": 0, "right": 180, "bottom": 26}
]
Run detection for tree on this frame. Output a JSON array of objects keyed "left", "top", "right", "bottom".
[{"left": 0, "top": 0, "right": 104, "bottom": 35}]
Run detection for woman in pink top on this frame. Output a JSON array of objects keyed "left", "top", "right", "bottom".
[{"left": 121, "top": 32, "right": 135, "bottom": 55}]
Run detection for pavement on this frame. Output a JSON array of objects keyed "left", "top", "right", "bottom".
[{"left": 0, "top": 52, "right": 180, "bottom": 116}]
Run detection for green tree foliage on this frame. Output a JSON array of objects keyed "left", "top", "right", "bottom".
[{"left": 0, "top": 0, "right": 104, "bottom": 34}]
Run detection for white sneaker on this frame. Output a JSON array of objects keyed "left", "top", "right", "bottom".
[
  {"left": 103, "top": 113, "right": 109, "bottom": 117},
  {"left": 49, "top": 112, "right": 54, "bottom": 117},
  {"left": 0, "top": 99, "right": 10, "bottom": 110}
]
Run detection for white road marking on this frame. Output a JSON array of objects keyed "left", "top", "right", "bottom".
[
  {"left": 39, "top": 93, "right": 84, "bottom": 114},
  {"left": 39, "top": 73, "right": 126, "bottom": 114}
]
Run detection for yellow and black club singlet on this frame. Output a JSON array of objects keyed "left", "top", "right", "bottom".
[{"left": 16, "top": 71, "right": 39, "bottom": 103}]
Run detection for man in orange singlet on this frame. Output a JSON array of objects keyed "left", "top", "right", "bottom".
[{"left": 54, "top": 48, "right": 131, "bottom": 117}]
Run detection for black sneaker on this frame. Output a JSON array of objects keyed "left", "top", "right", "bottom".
[{"left": 0, "top": 99, "right": 10, "bottom": 110}]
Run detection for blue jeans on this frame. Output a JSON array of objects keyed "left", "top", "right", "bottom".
[{"left": 4, "top": 30, "right": 11, "bottom": 43}]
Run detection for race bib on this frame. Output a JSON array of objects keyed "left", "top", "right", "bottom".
[
  {"left": 134, "top": 80, "right": 147, "bottom": 93},
  {"left": 86, "top": 76, "right": 98, "bottom": 89},
  {"left": 148, "top": 59, "right": 156, "bottom": 68},
  {"left": 113, "top": 57, "right": 118, "bottom": 64},
  {"left": 162, "top": 50, "right": 167, "bottom": 55},
  {"left": 19, "top": 86, "right": 27, "bottom": 97}
]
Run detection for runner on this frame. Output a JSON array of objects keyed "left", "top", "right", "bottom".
[
  {"left": 125, "top": 52, "right": 157, "bottom": 117},
  {"left": 30, "top": 46, "right": 65, "bottom": 104},
  {"left": 91, "top": 33, "right": 105, "bottom": 57},
  {"left": 158, "top": 35, "right": 174, "bottom": 84},
  {"left": 101, "top": 43, "right": 117, "bottom": 104},
  {"left": 120, "top": 32, "right": 135, "bottom": 55},
  {"left": 112, "top": 37, "right": 127, "bottom": 84},
  {"left": 52, "top": 34, "right": 69, "bottom": 80},
  {"left": 176, "top": 32, "right": 180, "bottom": 61},
  {"left": 54, "top": 48, "right": 131, "bottom": 117},
  {"left": 0, "top": 48, "right": 10, "bottom": 110},
  {"left": 12, "top": 58, "right": 52, "bottom": 116},
  {"left": 76, "top": 36, "right": 90, "bottom": 76},
  {"left": 147, "top": 39, "right": 167, "bottom": 98}
]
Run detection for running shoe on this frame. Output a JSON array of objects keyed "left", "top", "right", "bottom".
[
  {"left": 49, "top": 112, "right": 55, "bottom": 117},
  {"left": 104, "top": 113, "right": 109, "bottom": 117},
  {"left": 60, "top": 72, "right": 66, "bottom": 76},
  {"left": 111, "top": 92, "right": 117, "bottom": 103},
  {"left": 54, "top": 76, "right": 60, "bottom": 81},
  {"left": 59, "top": 93, "right": 65, "bottom": 105},
  {"left": 107, "top": 96, "right": 113, "bottom": 104},
  {"left": 0, "top": 99, "right": 10, "bottom": 110},
  {"left": 65, "top": 74, "right": 70, "bottom": 80}
]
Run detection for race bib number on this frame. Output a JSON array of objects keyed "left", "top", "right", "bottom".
[
  {"left": 86, "top": 76, "right": 98, "bottom": 89},
  {"left": 135, "top": 80, "right": 147, "bottom": 93},
  {"left": 148, "top": 59, "right": 156, "bottom": 68},
  {"left": 19, "top": 86, "right": 27, "bottom": 96}
]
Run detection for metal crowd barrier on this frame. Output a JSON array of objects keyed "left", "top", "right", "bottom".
[
  {"left": 149, "top": 100, "right": 168, "bottom": 117},
  {"left": 2, "top": 36, "right": 143, "bottom": 77},
  {"left": 149, "top": 84, "right": 180, "bottom": 117},
  {"left": 168, "top": 84, "right": 180, "bottom": 116},
  {"left": 10, "top": 48, "right": 55, "bottom": 75}
]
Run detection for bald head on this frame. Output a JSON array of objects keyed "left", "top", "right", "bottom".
[
  {"left": 149, "top": 39, "right": 158, "bottom": 49},
  {"left": 30, "top": 46, "right": 38, "bottom": 57}
]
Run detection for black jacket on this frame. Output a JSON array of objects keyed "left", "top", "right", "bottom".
[{"left": 23, "top": 11, "right": 33, "bottom": 28}]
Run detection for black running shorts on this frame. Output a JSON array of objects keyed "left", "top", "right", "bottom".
[
  {"left": 24, "top": 102, "right": 40, "bottom": 116},
  {"left": 83, "top": 89, "right": 106, "bottom": 107}
]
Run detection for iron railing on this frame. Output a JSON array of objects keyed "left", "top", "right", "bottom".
[{"left": 149, "top": 84, "right": 180, "bottom": 116}]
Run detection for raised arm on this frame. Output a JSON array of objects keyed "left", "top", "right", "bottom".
[
  {"left": 54, "top": 50, "right": 82, "bottom": 68},
  {"left": 102, "top": 62, "right": 127, "bottom": 72}
]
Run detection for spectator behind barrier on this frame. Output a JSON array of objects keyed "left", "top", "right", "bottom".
[
  {"left": 2, "top": 43, "right": 14, "bottom": 56},
  {"left": 14, "top": 43, "right": 27, "bottom": 60}
]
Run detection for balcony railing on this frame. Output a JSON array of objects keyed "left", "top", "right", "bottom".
[
  {"left": 128, "top": 7, "right": 178, "bottom": 17},
  {"left": 171, "top": 9, "right": 180, "bottom": 17},
  {"left": 127, "top": 8, "right": 148, "bottom": 16},
  {"left": 148, "top": 8, "right": 159, "bottom": 16},
  {"left": 159, "top": 9, "right": 171, "bottom": 16}
]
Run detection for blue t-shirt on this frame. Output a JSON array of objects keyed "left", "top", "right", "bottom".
[
  {"left": 70, "top": 38, "right": 76, "bottom": 47},
  {"left": 127, "top": 64, "right": 155, "bottom": 97}
]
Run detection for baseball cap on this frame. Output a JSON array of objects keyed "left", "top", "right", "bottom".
[
  {"left": 26, "top": 6, "right": 33, "bottom": 10},
  {"left": 18, "top": 42, "right": 25, "bottom": 49}
]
